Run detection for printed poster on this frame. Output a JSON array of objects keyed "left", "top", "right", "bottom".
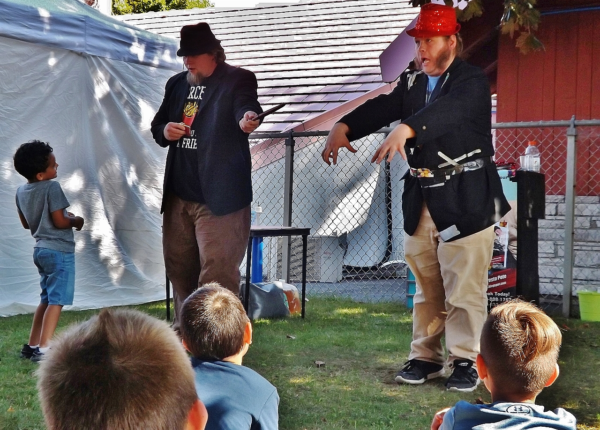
[{"left": 487, "top": 171, "right": 517, "bottom": 311}]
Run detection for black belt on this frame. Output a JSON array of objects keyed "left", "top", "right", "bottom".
[{"left": 409, "top": 157, "right": 493, "bottom": 188}]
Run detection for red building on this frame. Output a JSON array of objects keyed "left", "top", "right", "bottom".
[{"left": 478, "top": 0, "right": 600, "bottom": 195}]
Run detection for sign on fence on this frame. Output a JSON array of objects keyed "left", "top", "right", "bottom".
[{"left": 487, "top": 170, "right": 517, "bottom": 311}]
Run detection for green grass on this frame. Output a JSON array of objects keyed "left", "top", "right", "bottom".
[{"left": 1, "top": 298, "right": 599, "bottom": 429}]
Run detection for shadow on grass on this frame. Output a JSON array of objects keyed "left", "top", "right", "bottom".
[
  {"left": 0, "top": 298, "right": 598, "bottom": 429},
  {"left": 538, "top": 317, "right": 600, "bottom": 428},
  {"left": 245, "top": 298, "right": 600, "bottom": 430},
  {"left": 245, "top": 298, "right": 478, "bottom": 429}
]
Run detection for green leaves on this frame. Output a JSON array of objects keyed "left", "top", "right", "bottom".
[
  {"left": 407, "top": 0, "right": 544, "bottom": 54},
  {"left": 112, "top": 0, "right": 213, "bottom": 15},
  {"left": 501, "top": 0, "right": 544, "bottom": 54},
  {"left": 168, "top": 0, "right": 214, "bottom": 9},
  {"left": 501, "top": 15, "right": 518, "bottom": 38},
  {"left": 515, "top": 32, "right": 544, "bottom": 54},
  {"left": 112, "top": 0, "right": 160, "bottom": 14},
  {"left": 456, "top": 0, "right": 484, "bottom": 22}
]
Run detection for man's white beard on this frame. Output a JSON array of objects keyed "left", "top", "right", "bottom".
[{"left": 187, "top": 71, "right": 204, "bottom": 86}]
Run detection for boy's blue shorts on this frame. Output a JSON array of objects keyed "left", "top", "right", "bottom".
[{"left": 33, "top": 248, "right": 75, "bottom": 306}]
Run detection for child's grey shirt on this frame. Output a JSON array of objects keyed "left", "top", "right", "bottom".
[{"left": 15, "top": 181, "right": 75, "bottom": 253}]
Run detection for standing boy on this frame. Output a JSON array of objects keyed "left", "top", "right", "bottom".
[{"left": 13, "top": 140, "right": 84, "bottom": 362}]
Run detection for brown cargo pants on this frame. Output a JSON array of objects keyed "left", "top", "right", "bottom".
[{"left": 162, "top": 193, "right": 250, "bottom": 330}]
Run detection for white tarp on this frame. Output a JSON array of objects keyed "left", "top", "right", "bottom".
[
  {"left": 0, "top": 0, "right": 407, "bottom": 316},
  {"left": 0, "top": 0, "right": 181, "bottom": 316}
]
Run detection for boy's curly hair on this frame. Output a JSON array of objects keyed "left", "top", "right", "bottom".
[
  {"left": 13, "top": 140, "right": 53, "bottom": 180},
  {"left": 481, "top": 299, "right": 562, "bottom": 395}
]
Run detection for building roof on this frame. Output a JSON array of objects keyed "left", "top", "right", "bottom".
[{"left": 119, "top": 0, "right": 419, "bottom": 132}]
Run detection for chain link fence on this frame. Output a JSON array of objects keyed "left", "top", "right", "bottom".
[
  {"left": 247, "top": 130, "right": 407, "bottom": 303},
  {"left": 494, "top": 121, "right": 600, "bottom": 315},
  {"left": 246, "top": 119, "right": 600, "bottom": 316}
]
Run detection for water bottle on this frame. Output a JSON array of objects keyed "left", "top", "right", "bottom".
[
  {"left": 254, "top": 203, "right": 263, "bottom": 226},
  {"left": 250, "top": 203, "right": 264, "bottom": 283},
  {"left": 523, "top": 140, "right": 541, "bottom": 172},
  {"left": 251, "top": 202, "right": 263, "bottom": 226}
]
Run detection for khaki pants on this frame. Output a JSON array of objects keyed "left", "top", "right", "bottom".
[
  {"left": 162, "top": 193, "right": 250, "bottom": 329},
  {"left": 405, "top": 204, "right": 494, "bottom": 367}
]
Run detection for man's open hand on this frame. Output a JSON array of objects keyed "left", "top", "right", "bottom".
[
  {"left": 321, "top": 123, "right": 357, "bottom": 165},
  {"left": 371, "top": 123, "right": 415, "bottom": 164}
]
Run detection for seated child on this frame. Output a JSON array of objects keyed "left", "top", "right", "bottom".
[
  {"left": 431, "top": 299, "right": 576, "bottom": 430},
  {"left": 181, "top": 283, "right": 280, "bottom": 430},
  {"left": 37, "top": 308, "right": 208, "bottom": 430},
  {"left": 13, "top": 140, "right": 84, "bottom": 362}
]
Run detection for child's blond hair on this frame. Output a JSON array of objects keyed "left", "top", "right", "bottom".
[
  {"left": 481, "top": 299, "right": 562, "bottom": 395},
  {"left": 37, "top": 309, "right": 198, "bottom": 429}
]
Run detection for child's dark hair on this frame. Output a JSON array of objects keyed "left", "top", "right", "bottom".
[
  {"left": 181, "top": 283, "right": 249, "bottom": 360},
  {"left": 481, "top": 299, "right": 562, "bottom": 395},
  {"left": 13, "top": 140, "right": 53, "bottom": 180}
]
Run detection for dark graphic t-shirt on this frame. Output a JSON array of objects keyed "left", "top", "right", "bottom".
[{"left": 169, "top": 83, "right": 207, "bottom": 203}]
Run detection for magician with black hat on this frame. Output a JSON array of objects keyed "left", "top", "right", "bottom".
[
  {"left": 321, "top": 4, "right": 510, "bottom": 392},
  {"left": 151, "top": 23, "right": 262, "bottom": 331}
]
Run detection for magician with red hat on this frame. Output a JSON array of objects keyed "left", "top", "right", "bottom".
[
  {"left": 151, "top": 23, "right": 262, "bottom": 331},
  {"left": 322, "top": 3, "right": 510, "bottom": 392}
]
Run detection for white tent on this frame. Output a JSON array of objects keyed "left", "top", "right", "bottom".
[{"left": 0, "top": 0, "right": 182, "bottom": 316}]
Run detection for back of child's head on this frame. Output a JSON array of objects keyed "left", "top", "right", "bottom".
[
  {"left": 481, "top": 299, "right": 562, "bottom": 396},
  {"left": 181, "top": 282, "right": 249, "bottom": 360},
  {"left": 13, "top": 140, "right": 53, "bottom": 180},
  {"left": 37, "top": 308, "right": 198, "bottom": 430}
]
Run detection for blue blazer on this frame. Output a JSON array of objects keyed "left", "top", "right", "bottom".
[{"left": 151, "top": 62, "right": 262, "bottom": 216}]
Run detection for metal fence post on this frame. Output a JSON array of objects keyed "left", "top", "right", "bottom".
[
  {"left": 281, "top": 131, "right": 295, "bottom": 282},
  {"left": 563, "top": 115, "right": 577, "bottom": 318}
]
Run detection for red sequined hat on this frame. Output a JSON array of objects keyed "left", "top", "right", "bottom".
[{"left": 406, "top": 3, "right": 461, "bottom": 38}]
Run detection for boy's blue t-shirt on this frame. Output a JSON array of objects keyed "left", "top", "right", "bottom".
[
  {"left": 191, "top": 357, "right": 279, "bottom": 430},
  {"left": 440, "top": 400, "right": 577, "bottom": 430},
  {"left": 15, "top": 181, "right": 75, "bottom": 253}
]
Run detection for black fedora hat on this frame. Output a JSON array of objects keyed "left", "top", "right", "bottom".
[{"left": 177, "top": 22, "right": 221, "bottom": 57}]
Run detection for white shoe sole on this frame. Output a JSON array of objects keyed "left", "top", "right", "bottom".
[
  {"left": 446, "top": 378, "right": 480, "bottom": 392},
  {"left": 395, "top": 368, "right": 445, "bottom": 385}
]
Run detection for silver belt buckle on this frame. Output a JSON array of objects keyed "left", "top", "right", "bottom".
[{"left": 463, "top": 158, "right": 485, "bottom": 172}]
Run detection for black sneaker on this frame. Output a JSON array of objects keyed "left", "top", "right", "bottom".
[
  {"left": 445, "top": 359, "right": 479, "bottom": 392},
  {"left": 395, "top": 359, "right": 445, "bottom": 385},
  {"left": 20, "top": 344, "right": 36, "bottom": 359},
  {"left": 30, "top": 347, "right": 45, "bottom": 363}
]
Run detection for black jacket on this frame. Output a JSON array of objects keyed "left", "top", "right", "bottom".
[
  {"left": 151, "top": 62, "right": 262, "bottom": 216},
  {"left": 340, "top": 58, "right": 510, "bottom": 240}
]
